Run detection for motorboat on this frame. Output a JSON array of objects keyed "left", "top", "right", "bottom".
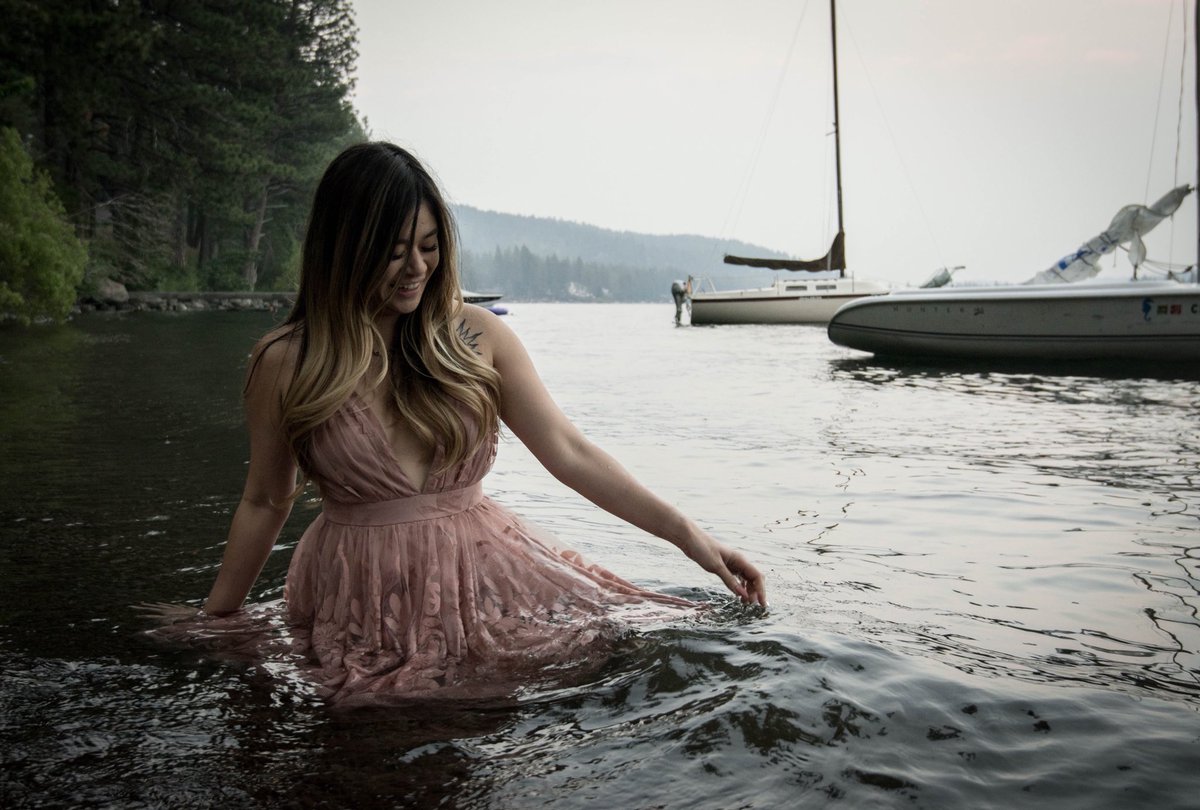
[
  {"left": 827, "top": 280, "right": 1200, "bottom": 360},
  {"left": 828, "top": 178, "right": 1199, "bottom": 361}
]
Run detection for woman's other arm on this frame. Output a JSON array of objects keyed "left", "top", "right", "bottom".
[
  {"left": 468, "top": 307, "right": 766, "bottom": 607},
  {"left": 202, "top": 334, "right": 300, "bottom": 615}
]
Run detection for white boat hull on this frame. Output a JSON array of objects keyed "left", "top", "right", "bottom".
[
  {"left": 462, "top": 289, "right": 503, "bottom": 305},
  {"left": 690, "top": 278, "right": 889, "bottom": 325},
  {"left": 827, "top": 281, "right": 1200, "bottom": 360}
]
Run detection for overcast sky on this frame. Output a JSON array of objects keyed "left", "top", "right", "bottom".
[{"left": 351, "top": 0, "right": 1197, "bottom": 285}]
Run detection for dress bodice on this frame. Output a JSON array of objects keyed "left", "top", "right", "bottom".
[{"left": 305, "top": 395, "right": 497, "bottom": 505}]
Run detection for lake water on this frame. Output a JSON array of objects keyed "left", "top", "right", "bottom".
[{"left": 2, "top": 303, "right": 1198, "bottom": 808}]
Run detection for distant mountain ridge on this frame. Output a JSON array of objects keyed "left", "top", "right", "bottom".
[
  {"left": 450, "top": 204, "right": 785, "bottom": 301},
  {"left": 453, "top": 204, "right": 786, "bottom": 276}
]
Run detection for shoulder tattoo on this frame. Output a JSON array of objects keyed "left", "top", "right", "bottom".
[{"left": 456, "top": 319, "right": 483, "bottom": 355}]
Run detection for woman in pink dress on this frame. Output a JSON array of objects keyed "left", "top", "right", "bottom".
[{"left": 163, "top": 142, "right": 765, "bottom": 704}]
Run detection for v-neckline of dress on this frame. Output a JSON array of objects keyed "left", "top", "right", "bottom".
[{"left": 348, "top": 392, "right": 441, "bottom": 494}]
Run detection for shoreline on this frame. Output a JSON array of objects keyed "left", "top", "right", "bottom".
[{"left": 76, "top": 290, "right": 295, "bottom": 314}]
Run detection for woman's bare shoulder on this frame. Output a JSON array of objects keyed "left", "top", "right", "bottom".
[
  {"left": 246, "top": 322, "right": 303, "bottom": 395},
  {"left": 455, "top": 303, "right": 513, "bottom": 359},
  {"left": 456, "top": 302, "right": 490, "bottom": 328}
]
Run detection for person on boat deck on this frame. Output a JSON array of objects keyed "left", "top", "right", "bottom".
[{"left": 147, "top": 142, "right": 765, "bottom": 701}]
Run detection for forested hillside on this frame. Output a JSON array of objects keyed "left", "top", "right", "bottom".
[{"left": 0, "top": 0, "right": 361, "bottom": 320}]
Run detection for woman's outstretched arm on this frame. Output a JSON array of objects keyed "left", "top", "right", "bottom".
[
  {"left": 202, "top": 334, "right": 300, "bottom": 615},
  {"left": 469, "top": 306, "right": 767, "bottom": 607}
]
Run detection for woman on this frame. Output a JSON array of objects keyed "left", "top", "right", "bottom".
[{"left": 171, "top": 142, "right": 765, "bottom": 703}]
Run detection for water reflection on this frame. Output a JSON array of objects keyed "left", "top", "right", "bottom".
[
  {"left": 823, "top": 354, "right": 1200, "bottom": 497},
  {"left": 830, "top": 354, "right": 1200, "bottom": 384},
  {"left": 0, "top": 322, "right": 88, "bottom": 442},
  {"left": 1136, "top": 535, "right": 1200, "bottom": 694},
  {"left": 776, "top": 359, "right": 1200, "bottom": 726}
]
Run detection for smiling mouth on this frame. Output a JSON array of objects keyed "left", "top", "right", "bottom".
[{"left": 397, "top": 281, "right": 422, "bottom": 292}]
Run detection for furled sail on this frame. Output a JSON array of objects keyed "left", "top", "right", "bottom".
[
  {"left": 724, "top": 231, "right": 845, "bottom": 273},
  {"left": 1026, "top": 185, "right": 1193, "bottom": 284},
  {"left": 920, "top": 265, "right": 962, "bottom": 288}
]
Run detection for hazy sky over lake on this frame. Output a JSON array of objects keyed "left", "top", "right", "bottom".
[{"left": 352, "top": 0, "right": 1196, "bottom": 285}]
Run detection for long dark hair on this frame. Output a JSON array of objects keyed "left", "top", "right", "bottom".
[{"left": 273, "top": 142, "right": 500, "bottom": 474}]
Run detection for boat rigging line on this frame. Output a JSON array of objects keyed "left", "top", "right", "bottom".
[
  {"left": 716, "top": 0, "right": 813, "bottom": 259},
  {"left": 1145, "top": 0, "right": 1177, "bottom": 204},
  {"left": 1144, "top": 0, "right": 1191, "bottom": 277},
  {"left": 840, "top": 13, "right": 947, "bottom": 276}
]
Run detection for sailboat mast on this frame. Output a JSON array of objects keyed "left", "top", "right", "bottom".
[
  {"left": 830, "top": 0, "right": 846, "bottom": 277},
  {"left": 721, "top": 0, "right": 851, "bottom": 275}
]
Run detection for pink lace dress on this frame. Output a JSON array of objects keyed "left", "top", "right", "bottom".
[{"left": 281, "top": 395, "right": 695, "bottom": 704}]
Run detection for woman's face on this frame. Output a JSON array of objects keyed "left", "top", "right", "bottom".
[{"left": 379, "top": 203, "right": 440, "bottom": 316}]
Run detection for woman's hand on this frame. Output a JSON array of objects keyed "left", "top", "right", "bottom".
[
  {"left": 134, "top": 602, "right": 206, "bottom": 624},
  {"left": 683, "top": 534, "right": 768, "bottom": 608}
]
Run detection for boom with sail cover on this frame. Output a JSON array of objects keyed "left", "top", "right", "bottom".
[
  {"left": 723, "top": 231, "right": 846, "bottom": 272},
  {"left": 1026, "top": 184, "right": 1193, "bottom": 284}
]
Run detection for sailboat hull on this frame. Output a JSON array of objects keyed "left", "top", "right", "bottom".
[
  {"left": 827, "top": 281, "right": 1200, "bottom": 359},
  {"left": 690, "top": 278, "right": 889, "bottom": 325}
]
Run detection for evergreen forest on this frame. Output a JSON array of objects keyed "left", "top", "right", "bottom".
[{"left": 0, "top": 0, "right": 361, "bottom": 322}]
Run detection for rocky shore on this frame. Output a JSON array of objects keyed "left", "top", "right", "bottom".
[
  {"left": 67, "top": 279, "right": 507, "bottom": 317},
  {"left": 76, "top": 278, "right": 294, "bottom": 314}
]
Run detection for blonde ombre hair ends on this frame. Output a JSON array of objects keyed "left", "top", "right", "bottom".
[{"left": 263, "top": 142, "right": 500, "bottom": 477}]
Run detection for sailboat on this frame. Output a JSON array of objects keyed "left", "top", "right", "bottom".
[{"left": 688, "top": 0, "right": 889, "bottom": 326}]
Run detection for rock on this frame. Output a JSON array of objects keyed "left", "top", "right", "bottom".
[{"left": 95, "top": 277, "right": 129, "bottom": 304}]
